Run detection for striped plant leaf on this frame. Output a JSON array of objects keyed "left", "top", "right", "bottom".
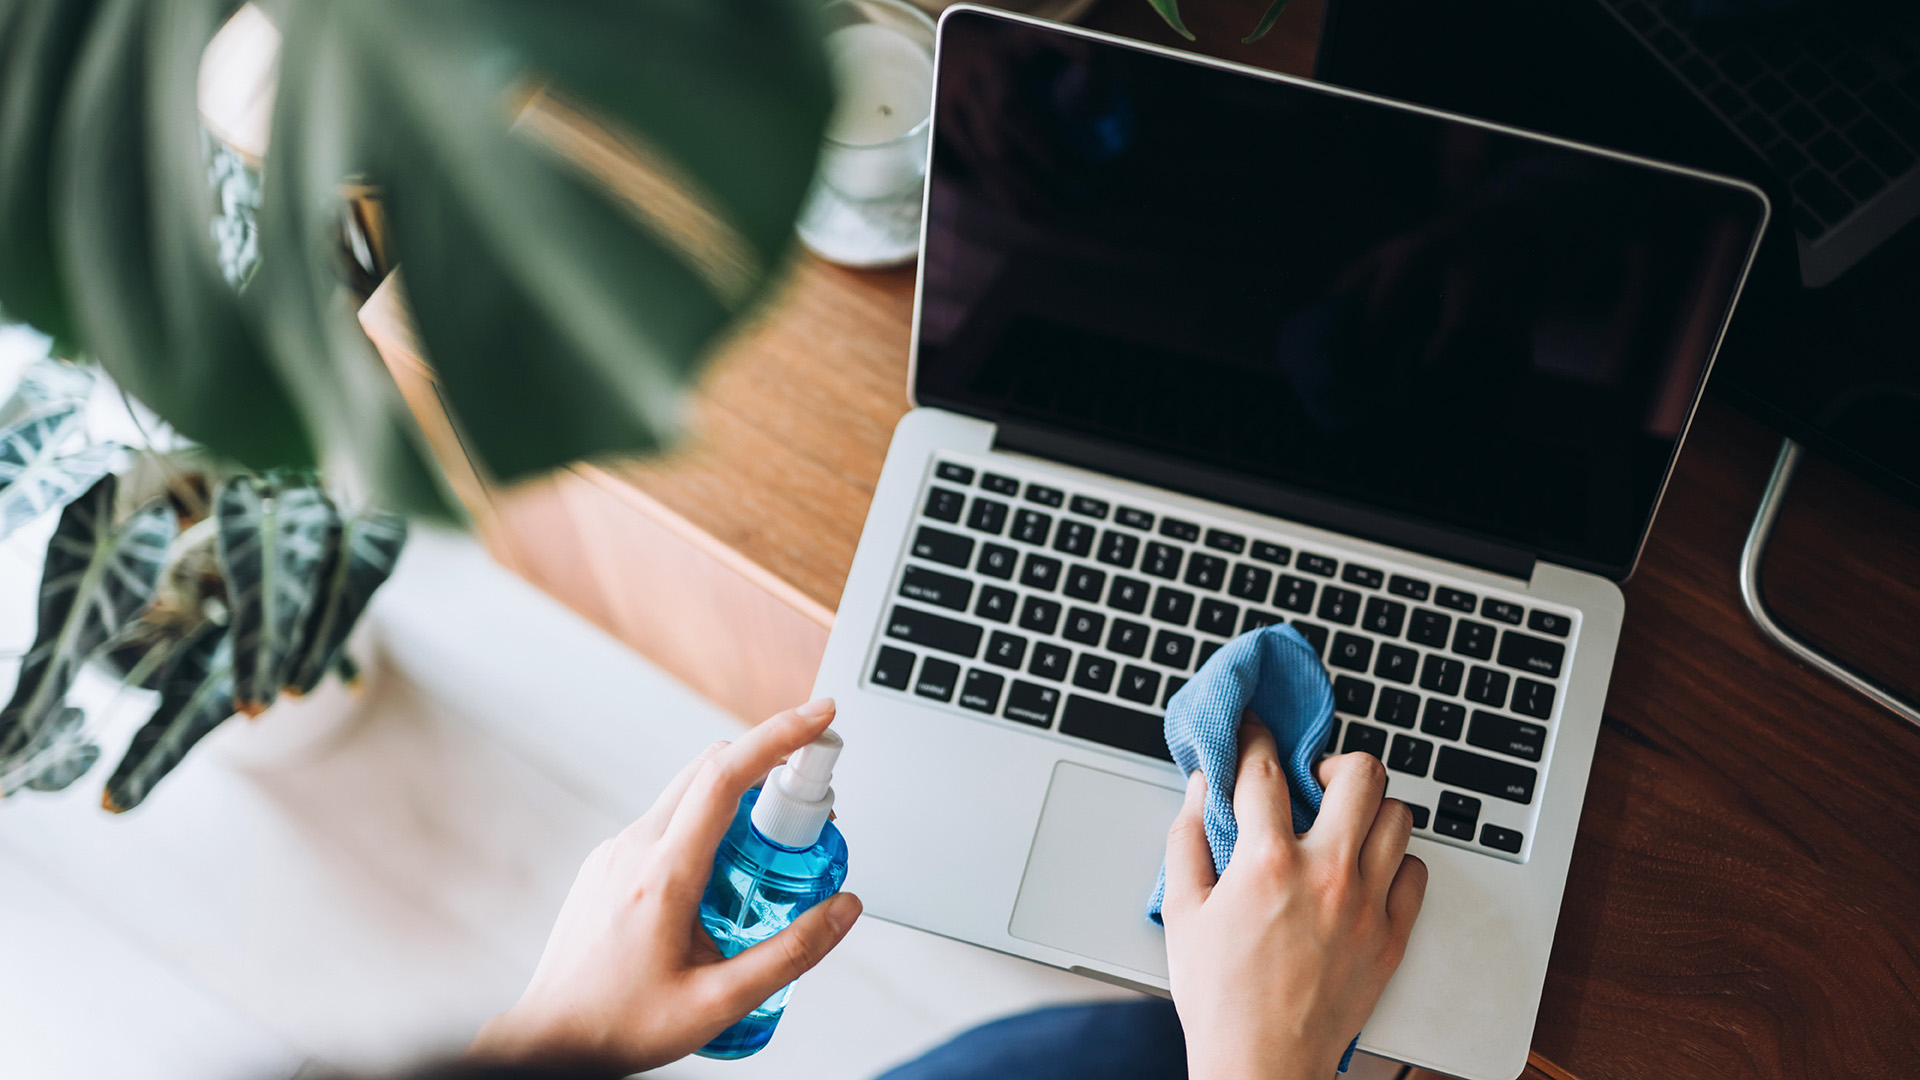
[
  {"left": 285, "top": 508, "right": 406, "bottom": 696},
  {"left": 214, "top": 475, "right": 340, "bottom": 715},
  {"left": 102, "top": 624, "right": 233, "bottom": 813},
  {"left": 0, "top": 475, "right": 176, "bottom": 783},
  {"left": 0, "top": 359, "right": 94, "bottom": 431},
  {"left": 20, "top": 707, "right": 98, "bottom": 793},
  {"left": 0, "top": 405, "right": 117, "bottom": 538}
]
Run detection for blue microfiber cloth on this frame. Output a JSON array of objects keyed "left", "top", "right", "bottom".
[{"left": 1147, "top": 622, "right": 1357, "bottom": 1073}]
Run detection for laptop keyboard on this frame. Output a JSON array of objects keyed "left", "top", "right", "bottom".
[{"left": 862, "top": 457, "right": 1581, "bottom": 863}]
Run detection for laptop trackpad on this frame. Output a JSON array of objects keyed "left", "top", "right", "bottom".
[{"left": 1009, "top": 761, "right": 1186, "bottom": 980}]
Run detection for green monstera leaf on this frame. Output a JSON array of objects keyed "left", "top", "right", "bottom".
[
  {"left": 213, "top": 474, "right": 340, "bottom": 714},
  {"left": 102, "top": 622, "right": 233, "bottom": 812},
  {"left": 0, "top": 406, "right": 118, "bottom": 538},
  {"left": 284, "top": 507, "right": 406, "bottom": 696},
  {"left": 0, "top": 475, "right": 176, "bottom": 793}
]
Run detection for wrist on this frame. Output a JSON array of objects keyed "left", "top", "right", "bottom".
[{"left": 467, "top": 1005, "right": 595, "bottom": 1067}]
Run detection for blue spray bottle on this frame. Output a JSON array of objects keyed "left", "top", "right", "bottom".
[{"left": 696, "top": 729, "right": 849, "bottom": 1059}]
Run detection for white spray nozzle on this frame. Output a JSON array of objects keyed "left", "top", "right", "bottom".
[{"left": 751, "top": 729, "right": 842, "bottom": 849}]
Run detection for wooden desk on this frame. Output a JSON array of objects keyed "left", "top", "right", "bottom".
[{"left": 361, "top": 2, "right": 1920, "bottom": 1075}]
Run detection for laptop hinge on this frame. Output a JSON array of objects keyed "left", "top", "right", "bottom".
[{"left": 993, "top": 419, "right": 1538, "bottom": 582}]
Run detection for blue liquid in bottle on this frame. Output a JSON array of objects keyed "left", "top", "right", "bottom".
[{"left": 696, "top": 734, "right": 849, "bottom": 1059}]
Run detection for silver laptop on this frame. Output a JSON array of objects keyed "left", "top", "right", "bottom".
[{"left": 813, "top": 9, "right": 1768, "bottom": 1079}]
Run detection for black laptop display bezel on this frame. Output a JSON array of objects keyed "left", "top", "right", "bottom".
[{"left": 906, "top": 6, "right": 1771, "bottom": 583}]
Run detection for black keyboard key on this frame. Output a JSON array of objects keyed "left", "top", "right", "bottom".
[
  {"left": 1434, "top": 746, "right": 1537, "bottom": 803},
  {"left": 1298, "top": 553, "right": 1338, "bottom": 577},
  {"left": 1163, "top": 677, "right": 1188, "bottom": 706},
  {"left": 1053, "top": 520, "right": 1096, "bottom": 558},
  {"left": 1229, "top": 563, "right": 1273, "bottom": 603},
  {"left": 1317, "top": 586, "right": 1361, "bottom": 626},
  {"left": 1434, "top": 815, "right": 1476, "bottom": 841},
  {"left": 1184, "top": 553, "right": 1227, "bottom": 591},
  {"left": 1152, "top": 630, "right": 1195, "bottom": 669},
  {"left": 900, "top": 566, "right": 972, "bottom": 612},
  {"left": 1481, "top": 599, "right": 1523, "bottom": 625},
  {"left": 1419, "top": 654, "right": 1464, "bottom": 696},
  {"left": 1070, "top": 495, "right": 1110, "bottom": 519},
  {"left": 1021, "top": 553, "right": 1062, "bottom": 592},
  {"left": 966, "top": 498, "right": 1008, "bottom": 535},
  {"left": 1159, "top": 517, "right": 1201, "bottom": 542},
  {"left": 1196, "top": 640, "right": 1222, "bottom": 668},
  {"left": 977, "top": 542, "right": 1017, "bottom": 580},
  {"left": 915, "top": 657, "right": 960, "bottom": 702},
  {"left": 924, "top": 487, "right": 964, "bottom": 523},
  {"left": 887, "top": 605, "right": 982, "bottom": 658},
  {"left": 871, "top": 646, "right": 915, "bottom": 690},
  {"left": 1019, "top": 597, "right": 1062, "bottom": 635},
  {"left": 1329, "top": 632, "right": 1374, "bottom": 672},
  {"left": 1250, "top": 541, "right": 1292, "bottom": 566},
  {"left": 1003, "top": 681, "right": 1060, "bottom": 727},
  {"left": 1387, "top": 734, "right": 1433, "bottom": 777},
  {"left": 1466, "top": 666, "right": 1510, "bottom": 708},
  {"left": 1527, "top": 610, "right": 1571, "bottom": 637},
  {"left": 1274, "top": 575, "right": 1316, "bottom": 613},
  {"left": 1073, "top": 653, "right": 1116, "bottom": 693},
  {"left": 985, "top": 631, "right": 1027, "bottom": 669},
  {"left": 1421, "top": 699, "right": 1466, "bottom": 740},
  {"left": 1374, "top": 643, "right": 1418, "bottom": 684},
  {"left": 1205, "top": 528, "right": 1246, "bottom": 554},
  {"left": 1436, "top": 586, "right": 1476, "bottom": 613},
  {"left": 976, "top": 585, "right": 1016, "bottom": 624},
  {"left": 913, "top": 526, "right": 973, "bottom": 569},
  {"left": 1117, "top": 664, "right": 1161, "bottom": 705},
  {"left": 1511, "top": 677, "right": 1556, "bottom": 720},
  {"left": 1498, "top": 631, "right": 1566, "bottom": 678},
  {"left": 1097, "top": 530, "right": 1140, "bottom": 569},
  {"left": 1342, "top": 564, "right": 1384, "bottom": 589},
  {"left": 1342, "top": 721, "right": 1388, "bottom": 759},
  {"left": 1480, "top": 824, "right": 1523, "bottom": 854},
  {"left": 1291, "top": 620, "right": 1329, "bottom": 655},
  {"left": 1452, "top": 619, "right": 1496, "bottom": 660},
  {"left": 1439, "top": 790, "right": 1481, "bottom": 819},
  {"left": 1116, "top": 506, "right": 1154, "bottom": 530},
  {"left": 1405, "top": 803, "right": 1430, "bottom": 830},
  {"left": 959, "top": 669, "right": 1002, "bottom": 713},
  {"left": 981, "top": 472, "right": 1020, "bottom": 495},
  {"left": 1063, "top": 607, "right": 1106, "bottom": 646},
  {"left": 1375, "top": 687, "right": 1419, "bottom": 728},
  {"left": 1108, "top": 618, "right": 1150, "bottom": 658},
  {"left": 1152, "top": 587, "right": 1195, "bottom": 626},
  {"left": 935, "top": 462, "right": 974, "bottom": 485},
  {"left": 1362, "top": 597, "right": 1407, "bottom": 637},
  {"left": 1142, "top": 542, "right": 1183, "bottom": 579},
  {"left": 1063, "top": 564, "right": 1106, "bottom": 602},
  {"left": 1334, "top": 675, "right": 1376, "bottom": 716},
  {"left": 1109, "top": 576, "right": 1150, "bottom": 614},
  {"left": 1407, "top": 608, "right": 1451, "bottom": 648},
  {"left": 1468, "top": 711, "right": 1546, "bottom": 762},
  {"left": 1388, "top": 575, "right": 1430, "bottom": 602},
  {"left": 1060, "top": 695, "right": 1172, "bottom": 762},
  {"left": 1012, "top": 509, "right": 1052, "bottom": 546},
  {"left": 1241, "top": 609, "right": 1283, "bottom": 633},
  {"left": 1025, "top": 483, "right": 1063, "bottom": 508},
  {"left": 1028, "top": 642, "right": 1071, "bottom": 681},
  {"left": 1196, "top": 598, "right": 1239, "bottom": 637}
]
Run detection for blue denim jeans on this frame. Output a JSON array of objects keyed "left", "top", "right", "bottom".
[{"left": 873, "top": 1000, "right": 1187, "bottom": 1080}]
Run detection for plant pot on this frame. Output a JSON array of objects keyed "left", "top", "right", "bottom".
[{"left": 202, "top": 623, "right": 383, "bottom": 772}]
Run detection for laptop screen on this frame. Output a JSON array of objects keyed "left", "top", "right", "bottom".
[{"left": 913, "top": 10, "right": 1768, "bottom": 578}]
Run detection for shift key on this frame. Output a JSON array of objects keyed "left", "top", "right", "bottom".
[
  {"left": 1433, "top": 746, "right": 1536, "bottom": 804},
  {"left": 886, "top": 605, "right": 983, "bottom": 658}
]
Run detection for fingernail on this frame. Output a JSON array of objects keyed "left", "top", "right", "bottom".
[
  {"left": 1186, "top": 769, "right": 1206, "bottom": 798},
  {"left": 796, "top": 697, "right": 835, "bottom": 720},
  {"left": 826, "top": 892, "right": 862, "bottom": 934}
]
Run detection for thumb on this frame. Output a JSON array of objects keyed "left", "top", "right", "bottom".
[
  {"left": 1162, "top": 769, "right": 1217, "bottom": 917},
  {"left": 706, "top": 891, "right": 862, "bottom": 1018}
]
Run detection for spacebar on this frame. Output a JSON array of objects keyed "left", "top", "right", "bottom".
[{"left": 1060, "top": 696, "right": 1172, "bottom": 763}]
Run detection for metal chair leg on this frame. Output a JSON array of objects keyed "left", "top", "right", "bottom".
[{"left": 1739, "top": 438, "right": 1920, "bottom": 729}]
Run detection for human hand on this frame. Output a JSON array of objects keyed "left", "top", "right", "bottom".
[
  {"left": 467, "top": 698, "right": 863, "bottom": 1073},
  {"left": 1161, "top": 719, "right": 1428, "bottom": 1080}
]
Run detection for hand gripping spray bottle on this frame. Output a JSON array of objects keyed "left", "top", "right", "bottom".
[{"left": 696, "top": 729, "right": 849, "bottom": 1059}]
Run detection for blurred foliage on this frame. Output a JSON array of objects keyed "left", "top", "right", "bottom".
[
  {"left": 1148, "top": 0, "right": 1293, "bottom": 43},
  {"left": 0, "top": 0, "right": 832, "bottom": 513}
]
